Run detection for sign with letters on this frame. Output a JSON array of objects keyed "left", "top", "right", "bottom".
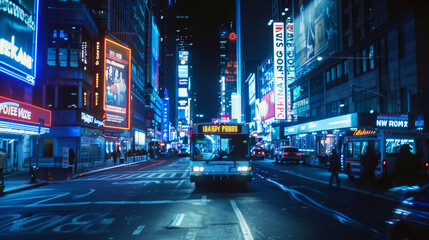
[
  {"left": 376, "top": 114, "right": 408, "bottom": 128},
  {"left": 273, "top": 22, "right": 286, "bottom": 120},
  {"left": 0, "top": 96, "right": 51, "bottom": 126},
  {"left": 198, "top": 124, "right": 242, "bottom": 134}
]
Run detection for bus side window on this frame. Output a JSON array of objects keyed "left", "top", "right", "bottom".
[
  {"left": 353, "top": 142, "right": 361, "bottom": 158},
  {"left": 347, "top": 142, "right": 353, "bottom": 158}
]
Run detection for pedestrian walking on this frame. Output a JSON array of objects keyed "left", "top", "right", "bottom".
[
  {"left": 393, "top": 144, "right": 422, "bottom": 186},
  {"left": 362, "top": 146, "right": 378, "bottom": 185},
  {"left": 0, "top": 148, "right": 6, "bottom": 185},
  {"left": 329, "top": 149, "right": 341, "bottom": 189},
  {"left": 112, "top": 150, "right": 118, "bottom": 165}
]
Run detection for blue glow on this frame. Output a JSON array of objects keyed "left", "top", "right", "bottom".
[{"left": 0, "top": 0, "right": 39, "bottom": 86}]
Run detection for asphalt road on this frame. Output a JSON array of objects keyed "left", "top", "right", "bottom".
[{"left": 0, "top": 157, "right": 398, "bottom": 240}]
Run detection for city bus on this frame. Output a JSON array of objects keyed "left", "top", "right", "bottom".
[
  {"left": 189, "top": 122, "right": 252, "bottom": 186},
  {"left": 343, "top": 130, "right": 428, "bottom": 181}
]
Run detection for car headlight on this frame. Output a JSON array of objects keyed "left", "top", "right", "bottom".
[
  {"left": 192, "top": 167, "right": 204, "bottom": 172},
  {"left": 237, "top": 166, "right": 251, "bottom": 171}
]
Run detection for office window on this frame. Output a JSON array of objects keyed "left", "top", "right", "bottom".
[
  {"left": 70, "top": 48, "right": 79, "bottom": 67},
  {"left": 47, "top": 48, "right": 57, "bottom": 66},
  {"left": 59, "top": 48, "right": 68, "bottom": 67},
  {"left": 355, "top": 53, "right": 361, "bottom": 75},
  {"left": 362, "top": 49, "right": 367, "bottom": 73},
  {"left": 369, "top": 45, "right": 375, "bottom": 69},
  {"left": 337, "top": 62, "right": 343, "bottom": 79}
]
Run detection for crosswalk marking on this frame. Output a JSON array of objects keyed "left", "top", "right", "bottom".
[{"left": 75, "top": 172, "right": 189, "bottom": 181}]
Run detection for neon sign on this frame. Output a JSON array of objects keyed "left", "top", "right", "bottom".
[
  {"left": 0, "top": 0, "right": 39, "bottom": 85},
  {"left": 198, "top": 124, "right": 242, "bottom": 134},
  {"left": 273, "top": 22, "right": 286, "bottom": 120},
  {"left": 0, "top": 96, "right": 51, "bottom": 126}
]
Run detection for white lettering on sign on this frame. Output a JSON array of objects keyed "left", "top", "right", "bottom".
[
  {"left": 81, "top": 112, "right": 103, "bottom": 127},
  {"left": 376, "top": 119, "right": 408, "bottom": 128},
  {"left": 0, "top": 36, "right": 33, "bottom": 69},
  {"left": 0, "top": 101, "right": 32, "bottom": 120},
  {"left": 0, "top": 0, "right": 35, "bottom": 30},
  {"left": 273, "top": 22, "right": 286, "bottom": 120}
]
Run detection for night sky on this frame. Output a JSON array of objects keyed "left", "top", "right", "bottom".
[{"left": 176, "top": 0, "right": 271, "bottom": 121}]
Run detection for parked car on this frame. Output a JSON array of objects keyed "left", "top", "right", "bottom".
[
  {"left": 251, "top": 146, "right": 265, "bottom": 160},
  {"left": 159, "top": 149, "right": 169, "bottom": 156},
  {"left": 275, "top": 146, "right": 302, "bottom": 164},
  {"left": 178, "top": 148, "right": 190, "bottom": 157},
  {"left": 386, "top": 183, "right": 429, "bottom": 240}
]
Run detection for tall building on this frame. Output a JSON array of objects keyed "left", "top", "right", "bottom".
[
  {"left": 36, "top": 0, "right": 104, "bottom": 172},
  {"left": 270, "top": 0, "right": 429, "bottom": 167},
  {"left": 175, "top": 14, "right": 193, "bottom": 139}
]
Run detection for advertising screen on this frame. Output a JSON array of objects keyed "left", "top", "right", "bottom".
[
  {"left": 294, "top": 0, "right": 337, "bottom": 74},
  {"left": 178, "top": 65, "right": 188, "bottom": 78},
  {"left": 260, "top": 90, "right": 275, "bottom": 121},
  {"left": 152, "top": 17, "right": 159, "bottom": 91},
  {"left": 162, "top": 99, "right": 169, "bottom": 141},
  {"left": 0, "top": 0, "right": 39, "bottom": 85},
  {"left": 179, "top": 51, "right": 189, "bottom": 65},
  {"left": 178, "top": 78, "right": 188, "bottom": 85},
  {"left": 104, "top": 38, "right": 131, "bottom": 129},
  {"left": 178, "top": 88, "right": 188, "bottom": 98},
  {"left": 0, "top": 96, "right": 51, "bottom": 126},
  {"left": 248, "top": 73, "right": 255, "bottom": 104}
]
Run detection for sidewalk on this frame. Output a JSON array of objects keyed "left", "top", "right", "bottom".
[
  {"left": 1, "top": 155, "right": 157, "bottom": 195},
  {"left": 1, "top": 171, "right": 49, "bottom": 195}
]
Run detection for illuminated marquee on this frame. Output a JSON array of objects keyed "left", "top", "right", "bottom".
[
  {"left": 273, "top": 22, "right": 286, "bottom": 120},
  {"left": 198, "top": 124, "right": 242, "bottom": 134},
  {"left": 0, "top": 0, "right": 39, "bottom": 85},
  {"left": 0, "top": 96, "right": 51, "bottom": 126},
  {"left": 352, "top": 129, "right": 377, "bottom": 136}
]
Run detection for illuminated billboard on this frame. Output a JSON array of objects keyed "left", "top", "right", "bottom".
[
  {"left": 273, "top": 22, "right": 286, "bottom": 120},
  {"left": 178, "top": 65, "right": 188, "bottom": 78},
  {"left": 248, "top": 73, "right": 255, "bottom": 104},
  {"left": 0, "top": 0, "right": 39, "bottom": 85},
  {"left": 103, "top": 38, "right": 131, "bottom": 129},
  {"left": 260, "top": 90, "right": 274, "bottom": 121},
  {"left": 294, "top": 0, "right": 337, "bottom": 74},
  {"left": 179, "top": 51, "right": 189, "bottom": 65},
  {"left": 152, "top": 17, "right": 159, "bottom": 91},
  {"left": 178, "top": 88, "right": 188, "bottom": 98},
  {"left": 0, "top": 96, "right": 51, "bottom": 126}
]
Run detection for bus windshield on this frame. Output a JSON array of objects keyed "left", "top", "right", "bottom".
[{"left": 192, "top": 134, "right": 249, "bottom": 161}]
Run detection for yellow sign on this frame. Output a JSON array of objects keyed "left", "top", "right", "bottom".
[
  {"left": 199, "top": 124, "right": 241, "bottom": 133},
  {"left": 353, "top": 129, "right": 377, "bottom": 136}
]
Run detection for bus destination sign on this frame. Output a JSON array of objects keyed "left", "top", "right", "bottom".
[{"left": 198, "top": 124, "right": 242, "bottom": 134}]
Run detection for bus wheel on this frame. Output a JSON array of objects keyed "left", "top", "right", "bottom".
[{"left": 346, "top": 164, "right": 354, "bottom": 180}]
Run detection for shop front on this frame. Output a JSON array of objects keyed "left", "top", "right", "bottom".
[
  {"left": 281, "top": 113, "right": 375, "bottom": 167},
  {"left": 0, "top": 96, "right": 51, "bottom": 173}
]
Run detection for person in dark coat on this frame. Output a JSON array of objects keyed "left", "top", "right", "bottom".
[
  {"left": 394, "top": 144, "right": 422, "bottom": 186},
  {"left": 112, "top": 150, "right": 118, "bottom": 164},
  {"left": 68, "top": 148, "right": 75, "bottom": 166},
  {"left": 362, "top": 146, "right": 378, "bottom": 185},
  {"left": 329, "top": 149, "right": 341, "bottom": 189}
]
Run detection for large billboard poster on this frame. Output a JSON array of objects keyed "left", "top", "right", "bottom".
[
  {"left": 294, "top": 0, "right": 337, "bottom": 73},
  {"left": 0, "top": 0, "right": 39, "bottom": 85},
  {"left": 104, "top": 38, "right": 131, "bottom": 129},
  {"left": 273, "top": 22, "right": 286, "bottom": 120},
  {"left": 286, "top": 22, "right": 295, "bottom": 121},
  {"left": 152, "top": 17, "right": 159, "bottom": 91},
  {"left": 260, "top": 90, "right": 275, "bottom": 121}
]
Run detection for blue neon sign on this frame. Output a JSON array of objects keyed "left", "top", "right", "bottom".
[{"left": 0, "top": 0, "right": 39, "bottom": 85}]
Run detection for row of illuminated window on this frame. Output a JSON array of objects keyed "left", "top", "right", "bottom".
[
  {"left": 326, "top": 61, "right": 348, "bottom": 89},
  {"left": 355, "top": 44, "right": 375, "bottom": 76}
]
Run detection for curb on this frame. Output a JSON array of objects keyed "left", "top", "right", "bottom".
[
  {"left": 2, "top": 181, "right": 50, "bottom": 195},
  {"left": 70, "top": 158, "right": 153, "bottom": 180}
]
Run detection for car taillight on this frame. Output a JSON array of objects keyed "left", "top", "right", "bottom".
[
  {"left": 283, "top": 152, "right": 288, "bottom": 156},
  {"left": 425, "top": 162, "right": 429, "bottom": 168},
  {"left": 252, "top": 151, "right": 256, "bottom": 155},
  {"left": 262, "top": 152, "right": 265, "bottom": 155},
  {"left": 297, "top": 153, "right": 302, "bottom": 156},
  {"left": 382, "top": 160, "right": 387, "bottom": 173}
]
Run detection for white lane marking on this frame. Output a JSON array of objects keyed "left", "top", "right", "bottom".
[
  {"left": 253, "top": 162, "right": 395, "bottom": 201},
  {"left": 0, "top": 199, "right": 214, "bottom": 209},
  {"left": 170, "top": 173, "right": 177, "bottom": 178},
  {"left": 185, "top": 231, "right": 197, "bottom": 240},
  {"left": 72, "top": 189, "right": 96, "bottom": 199},
  {"left": 230, "top": 200, "right": 253, "bottom": 240},
  {"left": 132, "top": 225, "right": 146, "bottom": 235},
  {"left": 180, "top": 171, "right": 188, "bottom": 178},
  {"left": 168, "top": 214, "right": 185, "bottom": 228},
  {"left": 174, "top": 180, "right": 185, "bottom": 191},
  {"left": 147, "top": 173, "right": 158, "bottom": 178},
  {"left": 28, "top": 192, "right": 70, "bottom": 206},
  {"left": 157, "top": 173, "right": 167, "bottom": 178}
]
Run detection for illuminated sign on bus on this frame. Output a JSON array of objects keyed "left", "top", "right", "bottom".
[{"left": 198, "top": 124, "right": 242, "bottom": 134}]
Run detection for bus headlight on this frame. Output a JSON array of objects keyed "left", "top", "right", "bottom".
[
  {"left": 192, "top": 167, "right": 204, "bottom": 172},
  {"left": 237, "top": 166, "right": 251, "bottom": 172}
]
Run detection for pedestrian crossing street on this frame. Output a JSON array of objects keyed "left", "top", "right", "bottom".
[{"left": 75, "top": 171, "right": 190, "bottom": 181}]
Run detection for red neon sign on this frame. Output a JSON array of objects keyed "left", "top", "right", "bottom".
[{"left": 0, "top": 96, "right": 51, "bottom": 126}]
